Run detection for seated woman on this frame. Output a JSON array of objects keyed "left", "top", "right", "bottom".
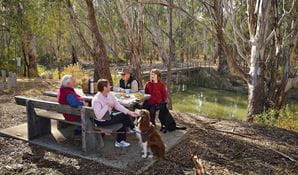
[
  {"left": 143, "top": 69, "right": 167, "bottom": 126},
  {"left": 92, "top": 79, "right": 138, "bottom": 148},
  {"left": 118, "top": 68, "right": 139, "bottom": 93},
  {"left": 57, "top": 75, "right": 85, "bottom": 135}
]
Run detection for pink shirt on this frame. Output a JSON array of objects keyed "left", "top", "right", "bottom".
[{"left": 92, "top": 92, "right": 130, "bottom": 121}]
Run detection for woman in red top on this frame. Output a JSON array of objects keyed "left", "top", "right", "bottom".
[{"left": 144, "top": 69, "right": 167, "bottom": 126}]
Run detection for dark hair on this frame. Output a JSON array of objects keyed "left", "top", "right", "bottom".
[
  {"left": 97, "top": 79, "right": 109, "bottom": 92},
  {"left": 151, "top": 69, "right": 161, "bottom": 81}
]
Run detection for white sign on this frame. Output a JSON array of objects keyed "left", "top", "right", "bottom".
[{"left": 16, "top": 57, "right": 21, "bottom": 67}]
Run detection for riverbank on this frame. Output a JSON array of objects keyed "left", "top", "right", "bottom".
[{"left": 0, "top": 79, "right": 297, "bottom": 174}]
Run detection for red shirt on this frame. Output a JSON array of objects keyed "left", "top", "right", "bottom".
[{"left": 145, "top": 81, "right": 167, "bottom": 105}]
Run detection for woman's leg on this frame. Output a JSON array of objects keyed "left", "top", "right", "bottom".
[
  {"left": 94, "top": 114, "right": 130, "bottom": 142},
  {"left": 143, "top": 103, "right": 157, "bottom": 126},
  {"left": 112, "top": 112, "right": 135, "bottom": 130}
]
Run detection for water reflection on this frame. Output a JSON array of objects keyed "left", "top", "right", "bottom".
[{"left": 172, "top": 86, "right": 298, "bottom": 121}]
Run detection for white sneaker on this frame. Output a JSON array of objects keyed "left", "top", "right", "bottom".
[{"left": 115, "top": 141, "right": 130, "bottom": 148}]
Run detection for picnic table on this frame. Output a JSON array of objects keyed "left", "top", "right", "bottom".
[{"left": 43, "top": 89, "right": 151, "bottom": 108}]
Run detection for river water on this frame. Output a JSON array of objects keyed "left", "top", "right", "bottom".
[{"left": 171, "top": 85, "right": 298, "bottom": 121}]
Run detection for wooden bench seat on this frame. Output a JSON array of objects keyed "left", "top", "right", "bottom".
[
  {"left": 35, "top": 110, "right": 81, "bottom": 126},
  {"left": 35, "top": 110, "right": 123, "bottom": 132},
  {"left": 15, "top": 96, "right": 123, "bottom": 155}
]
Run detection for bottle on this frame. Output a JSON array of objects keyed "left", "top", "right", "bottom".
[{"left": 89, "top": 77, "right": 94, "bottom": 95}]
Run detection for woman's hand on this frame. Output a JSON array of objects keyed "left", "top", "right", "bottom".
[
  {"left": 119, "top": 88, "right": 125, "bottom": 93},
  {"left": 128, "top": 111, "right": 138, "bottom": 117}
]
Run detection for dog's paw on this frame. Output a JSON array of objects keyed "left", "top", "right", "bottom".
[
  {"left": 148, "top": 154, "right": 153, "bottom": 158},
  {"left": 142, "top": 154, "right": 147, "bottom": 158}
]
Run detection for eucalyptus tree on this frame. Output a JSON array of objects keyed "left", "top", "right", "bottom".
[
  {"left": 200, "top": 0, "right": 298, "bottom": 121},
  {"left": 1, "top": 0, "right": 40, "bottom": 77},
  {"left": 115, "top": 0, "right": 144, "bottom": 87},
  {"left": 66, "top": 0, "right": 113, "bottom": 83}
]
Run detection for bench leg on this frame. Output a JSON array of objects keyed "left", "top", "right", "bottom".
[
  {"left": 57, "top": 121, "right": 72, "bottom": 130},
  {"left": 81, "top": 108, "right": 103, "bottom": 154},
  {"left": 27, "top": 100, "right": 51, "bottom": 140}
]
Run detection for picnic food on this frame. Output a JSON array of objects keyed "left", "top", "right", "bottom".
[
  {"left": 119, "top": 93, "right": 130, "bottom": 98},
  {"left": 134, "top": 92, "right": 144, "bottom": 99}
]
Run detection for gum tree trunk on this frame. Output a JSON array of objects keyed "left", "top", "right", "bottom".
[{"left": 66, "top": 0, "right": 112, "bottom": 83}]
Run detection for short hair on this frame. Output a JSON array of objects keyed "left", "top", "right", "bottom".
[
  {"left": 151, "top": 69, "right": 161, "bottom": 81},
  {"left": 120, "top": 68, "right": 132, "bottom": 75},
  {"left": 60, "top": 75, "right": 73, "bottom": 87},
  {"left": 97, "top": 79, "right": 109, "bottom": 92}
]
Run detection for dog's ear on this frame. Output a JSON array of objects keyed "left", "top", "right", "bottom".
[
  {"left": 139, "top": 109, "right": 150, "bottom": 130},
  {"left": 143, "top": 110, "right": 150, "bottom": 122}
]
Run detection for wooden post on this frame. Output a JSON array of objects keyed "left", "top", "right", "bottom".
[
  {"left": 0, "top": 81, "right": 4, "bottom": 92},
  {"left": 26, "top": 100, "right": 51, "bottom": 140},
  {"left": 81, "top": 107, "right": 103, "bottom": 154},
  {"left": 11, "top": 73, "right": 17, "bottom": 88},
  {"left": 7, "top": 77, "right": 12, "bottom": 91},
  {"left": 1, "top": 70, "right": 6, "bottom": 82},
  {"left": 192, "top": 155, "right": 206, "bottom": 175},
  {"left": 48, "top": 72, "right": 53, "bottom": 79}
]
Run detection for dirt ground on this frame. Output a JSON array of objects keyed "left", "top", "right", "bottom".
[{"left": 0, "top": 79, "right": 297, "bottom": 175}]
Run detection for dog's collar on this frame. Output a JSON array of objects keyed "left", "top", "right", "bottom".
[{"left": 135, "top": 129, "right": 149, "bottom": 136}]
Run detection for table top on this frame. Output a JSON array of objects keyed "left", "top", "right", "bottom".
[{"left": 44, "top": 89, "right": 150, "bottom": 108}]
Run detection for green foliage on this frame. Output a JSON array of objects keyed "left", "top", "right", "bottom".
[
  {"left": 256, "top": 106, "right": 298, "bottom": 131},
  {"left": 37, "top": 65, "right": 48, "bottom": 75},
  {"left": 256, "top": 108, "right": 280, "bottom": 126},
  {"left": 111, "top": 70, "right": 120, "bottom": 85},
  {"left": 53, "top": 64, "right": 88, "bottom": 87}
]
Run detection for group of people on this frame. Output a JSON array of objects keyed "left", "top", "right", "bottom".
[{"left": 57, "top": 68, "right": 168, "bottom": 148}]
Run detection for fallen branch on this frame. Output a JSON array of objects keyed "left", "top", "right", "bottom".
[
  {"left": 269, "top": 148, "right": 297, "bottom": 162},
  {"left": 205, "top": 127, "right": 258, "bottom": 140},
  {"left": 192, "top": 155, "right": 206, "bottom": 175},
  {"left": 201, "top": 121, "right": 218, "bottom": 124}
]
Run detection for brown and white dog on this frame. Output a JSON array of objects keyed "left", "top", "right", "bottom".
[{"left": 136, "top": 109, "right": 165, "bottom": 160}]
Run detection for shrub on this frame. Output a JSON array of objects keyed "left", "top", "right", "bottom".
[
  {"left": 256, "top": 106, "right": 298, "bottom": 131},
  {"left": 37, "top": 65, "right": 48, "bottom": 74},
  {"left": 111, "top": 70, "right": 121, "bottom": 85},
  {"left": 54, "top": 64, "right": 89, "bottom": 88}
]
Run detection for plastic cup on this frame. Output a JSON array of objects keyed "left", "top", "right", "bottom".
[
  {"left": 113, "top": 86, "right": 120, "bottom": 92},
  {"left": 125, "top": 89, "right": 130, "bottom": 94}
]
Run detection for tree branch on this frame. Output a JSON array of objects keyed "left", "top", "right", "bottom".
[
  {"left": 222, "top": 0, "right": 249, "bottom": 43},
  {"left": 140, "top": 0, "right": 217, "bottom": 36},
  {"left": 65, "top": 0, "right": 93, "bottom": 55}
]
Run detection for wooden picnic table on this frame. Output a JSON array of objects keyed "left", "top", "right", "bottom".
[{"left": 43, "top": 89, "right": 150, "bottom": 108}]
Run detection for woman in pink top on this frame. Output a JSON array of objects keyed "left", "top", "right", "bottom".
[{"left": 92, "top": 79, "right": 138, "bottom": 148}]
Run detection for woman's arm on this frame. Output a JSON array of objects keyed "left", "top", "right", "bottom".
[
  {"left": 161, "top": 83, "right": 168, "bottom": 102},
  {"left": 145, "top": 82, "right": 150, "bottom": 94},
  {"left": 66, "top": 94, "right": 83, "bottom": 107},
  {"left": 130, "top": 80, "right": 139, "bottom": 93},
  {"left": 112, "top": 95, "right": 130, "bottom": 114},
  {"left": 92, "top": 100, "right": 109, "bottom": 120}
]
